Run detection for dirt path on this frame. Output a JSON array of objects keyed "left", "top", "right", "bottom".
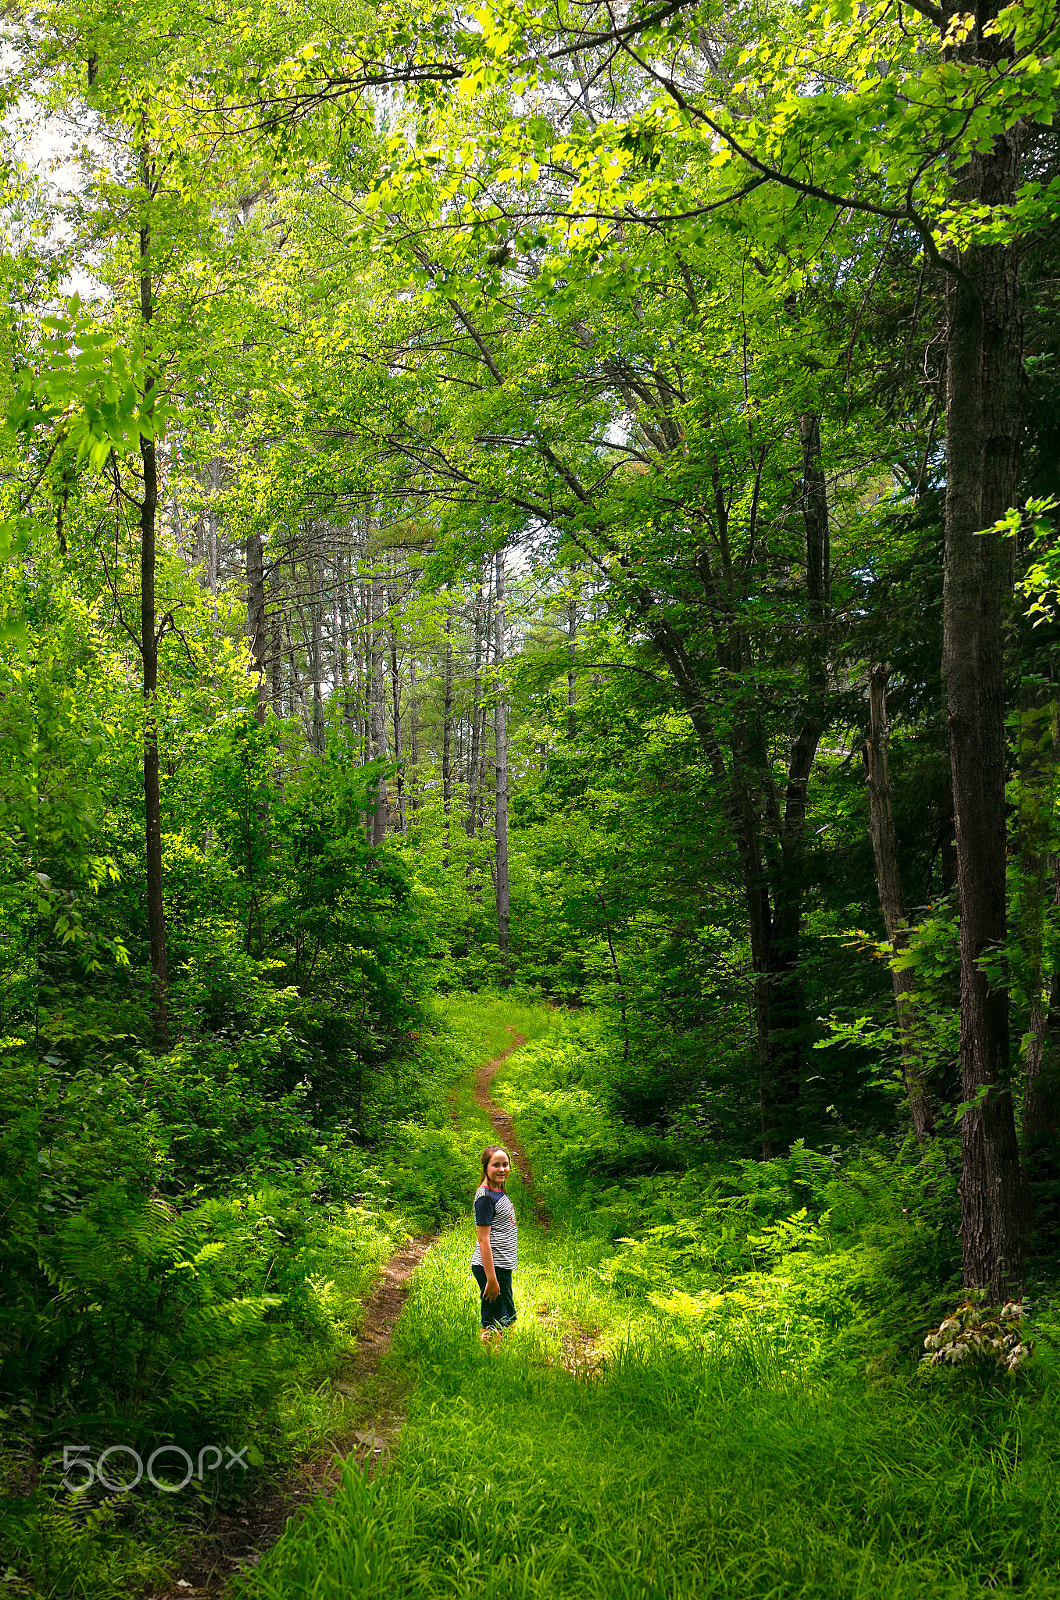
[
  {"left": 146, "top": 1238, "right": 432, "bottom": 1600},
  {"left": 473, "top": 1030, "right": 551, "bottom": 1227},
  {"left": 148, "top": 1028, "right": 536, "bottom": 1599}
]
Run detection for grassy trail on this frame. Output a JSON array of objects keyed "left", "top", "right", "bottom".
[{"left": 234, "top": 1001, "right": 1055, "bottom": 1600}]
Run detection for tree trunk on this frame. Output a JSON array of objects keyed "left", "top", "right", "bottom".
[
  {"left": 370, "top": 569, "right": 389, "bottom": 844},
  {"left": 408, "top": 651, "right": 420, "bottom": 813},
  {"left": 567, "top": 593, "right": 578, "bottom": 739},
  {"left": 246, "top": 526, "right": 268, "bottom": 726},
  {"left": 359, "top": 578, "right": 371, "bottom": 767},
  {"left": 284, "top": 605, "right": 308, "bottom": 734},
  {"left": 758, "top": 413, "right": 831, "bottom": 1151},
  {"left": 269, "top": 610, "right": 283, "bottom": 715},
  {"left": 863, "top": 665, "right": 936, "bottom": 1147},
  {"left": 336, "top": 550, "right": 351, "bottom": 732},
  {"left": 309, "top": 549, "right": 326, "bottom": 755},
  {"left": 942, "top": 61, "right": 1027, "bottom": 1295},
  {"left": 494, "top": 550, "right": 510, "bottom": 960},
  {"left": 467, "top": 572, "right": 484, "bottom": 839},
  {"left": 595, "top": 890, "right": 628, "bottom": 1059},
  {"left": 138, "top": 213, "right": 169, "bottom": 1054},
  {"left": 206, "top": 458, "right": 220, "bottom": 602},
  {"left": 442, "top": 598, "right": 454, "bottom": 867},
  {"left": 389, "top": 581, "right": 405, "bottom": 835}
]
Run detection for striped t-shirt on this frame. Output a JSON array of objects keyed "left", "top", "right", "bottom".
[{"left": 470, "top": 1183, "right": 518, "bottom": 1270}]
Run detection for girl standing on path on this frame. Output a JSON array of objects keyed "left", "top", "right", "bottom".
[{"left": 470, "top": 1146, "right": 518, "bottom": 1339}]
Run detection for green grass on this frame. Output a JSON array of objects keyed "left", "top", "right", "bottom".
[
  {"left": 430, "top": 992, "right": 557, "bottom": 1061},
  {"left": 239, "top": 1222, "right": 1056, "bottom": 1599},
  {"left": 432, "top": 991, "right": 555, "bottom": 1160},
  {"left": 6, "top": 998, "right": 558, "bottom": 1600},
  {"left": 236, "top": 998, "right": 1060, "bottom": 1600}
]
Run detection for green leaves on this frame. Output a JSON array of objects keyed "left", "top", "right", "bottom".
[{"left": 7, "top": 297, "right": 168, "bottom": 472}]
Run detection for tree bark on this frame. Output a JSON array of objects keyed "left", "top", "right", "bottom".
[
  {"left": 408, "top": 651, "right": 420, "bottom": 813},
  {"left": 352, "top": 567, "right": 369, "bottom": 831},
  {"left": 389, "top": 580, "right": 405, "bottom": 835},
  {"left": 863, "top": 665, "right": 936, "bottom": 1147},
  {"left": 758, "top": 413, "right": 831, "bottom": 1152},
  {"left": 370, "top": 568, "right": 389, "bottom": 844},
  {"left": 494, "top": 550, "right": 510, "bottom": 960},
  {"left": 467, "top": 572, "right": 484, "bottom": 840},
  {"left": 309, "top": 548, "right": 326, "bottom": 755},
  {"left": 283, "top": 603, "right": 308, "bottom": 735},
  {"left": 942, "top": 43, "right": 1027, "bottom": 1294},
  {"left": 269, "top": 609, "right": 283, "bottom": 715},
  {"left": 442, "top": 598, "right": 454, "bottom": 866},
  {"left": 335, "top": 550, "right": 348, "bottom": 730}
]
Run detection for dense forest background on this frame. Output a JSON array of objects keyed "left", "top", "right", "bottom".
[{"left": 2, "top": 0, "right": 1060, "bottom": 1591}]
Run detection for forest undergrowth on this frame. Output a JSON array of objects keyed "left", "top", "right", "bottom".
[
  {"left": 238, "top": 1003, "right": 1060, "bottom": 1600},
  {"left": 1, "top": 998, "right": 551, "bottom": 1598}
]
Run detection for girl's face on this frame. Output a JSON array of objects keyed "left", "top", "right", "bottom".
[{"left": 486, "top": 1151, "right": 510, "bottom": 1189}]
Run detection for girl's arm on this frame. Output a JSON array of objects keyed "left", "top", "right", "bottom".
[{"left": 476, "top": 1226, "right": 501, "bottom": 1299}]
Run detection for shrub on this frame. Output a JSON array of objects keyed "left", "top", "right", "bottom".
[{"left": 921, "top": 1300, "right": 1029, "bottom": 1376}]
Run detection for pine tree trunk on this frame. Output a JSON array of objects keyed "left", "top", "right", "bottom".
[
  {"left": 359, "top": 578, "right": 370, "bottom": 767},
  {"left": 389, "top": 581, "right": 405, "bottom": 835},
  {"left": 370, "top": 569, "right": 389, "bottom": 844},
  {"left": 408, "top": 652, "right": 420, "bottom": 813},
  {"left": 442, "top": 599, "right": 453, "bottom": 867},
  {"left": 467, "top": 572, "right": 484, "bottom": 839},
  {"left": 270, "top": 611, "right": 283, "bottom": 715},
  {"left": 284, "top": 605, "right": 308, "bottom": 735},
  {"left": 309, "top": 549, "right": 326, "bottom": 755},
  {"left": 337, "top": 551, "right": 351, "bottom": 730},
  {"left": 494, "top": 551, "right": 510, "bottom": 960}
]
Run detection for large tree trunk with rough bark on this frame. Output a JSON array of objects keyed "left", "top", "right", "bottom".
[{"left": 942, "top": 29, "right": 1027, "bottom": 1294}]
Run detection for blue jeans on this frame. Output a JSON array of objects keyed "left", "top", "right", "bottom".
[{"left": 471, "top": 1264, "right": 516, "bottom": 1330}]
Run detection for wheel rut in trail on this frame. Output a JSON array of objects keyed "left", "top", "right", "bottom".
[
  {"left": 146, "top": 1237, "right": 432, "bottom": 1600},
  {"left": 473, "top": 1029, "right": 551, "bottom": 1228},
  {"left": 146, "top": 1024, "right": 537, "bottom": 1600}
]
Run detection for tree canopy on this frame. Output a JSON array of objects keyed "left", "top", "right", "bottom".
[{"left": 2, "top": 0, "right": 1059, "bottom": 1586}]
